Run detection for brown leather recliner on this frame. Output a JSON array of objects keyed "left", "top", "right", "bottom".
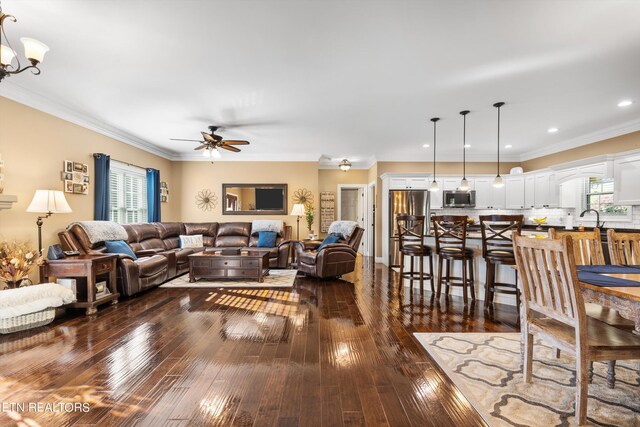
[{"left": 295, "top": 227, "right": 364, "bottom": 278}]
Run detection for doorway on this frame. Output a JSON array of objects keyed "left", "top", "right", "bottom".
[{"left": 338, "top": 184, "right": 367, "bottom": 254}]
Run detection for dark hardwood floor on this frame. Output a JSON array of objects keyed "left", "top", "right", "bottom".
[{"left": 0, "top": 258, "right": 518, "bottom": 426}]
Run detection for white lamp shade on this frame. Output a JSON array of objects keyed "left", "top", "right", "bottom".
[
  {"left": 459, "top": 177, "right": 469, "bottom": 191},
  {"left": 211, "top": 148, "right": 221, "bottom": 159},
  {"left": 26, "top": 190, "right": 72, "bottom": 213},
  {"left": 20, "top": 38, "right": 49, "bottom": 63},
  {"left": 428, "top": 180, "right": 440, "bottom": 192},
  {"left": 202, "top": 147, "right": 212, "bottom": 157},
  {"left": 0, "top": 45, "right": 16, "bottom": 66},
  {"left": 493, "top": 175, "right": 505, "bottom": 188},
  {"left": 290, "top": 203, "right": 305, "bottom": 216}
]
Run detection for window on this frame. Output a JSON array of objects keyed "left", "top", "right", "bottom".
[
  {"left": 585, "top": 177, "right": 628, "bottom": 216},
  {"left": 109, "top": 161, "right": 147, "bottom": 224}
]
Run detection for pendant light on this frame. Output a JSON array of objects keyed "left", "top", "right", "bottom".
[
  {"left": 492, "top": 102, "right": 505, "bottom": 188},
  {"left": 428, "top": 117, "right": 440, "bottom": 192},
  {"left": 459, "top": 110, "right": 470, "bottom": 191}
]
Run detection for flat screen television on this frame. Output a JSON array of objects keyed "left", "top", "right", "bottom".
[{"left": 255, "top": 188, "right": 284, "bottom": 210}]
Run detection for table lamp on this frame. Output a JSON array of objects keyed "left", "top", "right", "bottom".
[
  {"left": 290, "top": 203, "right": 305, "bottom": 240},
  {"left": 26, "top": 190, "right": 72, "bottom": 255}
]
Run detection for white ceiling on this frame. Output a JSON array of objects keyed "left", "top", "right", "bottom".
[{"left": 1, "top": 0, "right": 639, "bottom": 166}]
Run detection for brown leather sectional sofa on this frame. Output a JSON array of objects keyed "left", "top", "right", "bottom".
[{"left": 59, "top": 222, "right": 292, "bottom": 297}]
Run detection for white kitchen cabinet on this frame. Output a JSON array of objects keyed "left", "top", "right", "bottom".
[
  {"left": 534, "top": 172, "right": 558, "bottom": 208},
  {"left": 505, "top": 176, "right": 526, "bottom": 209},
  {"left": 613, "top": 154, "right": 640, "bottom": 205},
  {"left": 429, "top": 179, "right": 444, "bottom": 209},
  {"left": 389, "top": 176, "right": 429, "bottom": 190},
  {"left": 443, "top": 178, "right": 461, "bottom": 191},
  {"left": 474, "top": 177, "right": 505, "bottom": 209},
  {"left": 407, "top": 177, "right": 429, "bottom": 189},
  {"left": 524, "top": 175, "right": 535, "bottom": 208}
]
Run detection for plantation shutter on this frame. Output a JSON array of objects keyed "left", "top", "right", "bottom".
[{"left": 108, "top": 161, "right": 148, "bottom": 224}]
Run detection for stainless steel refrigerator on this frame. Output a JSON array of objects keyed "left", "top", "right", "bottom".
[{"left": 388, "top": 190, "right": 430, "bottom": 267}]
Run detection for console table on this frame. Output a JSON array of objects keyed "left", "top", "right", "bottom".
[{"left": 40, "top": 254, "right": 119, "bottom": 315}]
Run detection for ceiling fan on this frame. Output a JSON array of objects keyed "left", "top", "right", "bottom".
[{"left": 170, "top": 125, "right": 250, "bottom": 158}]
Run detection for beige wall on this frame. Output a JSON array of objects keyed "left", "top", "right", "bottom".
[
  {"left": 317, "top": 169, "right": 369, "bottom": 236},
  {"left": 0, "top": 97, "right": 178, "bottom": 257},
  {"left": 373, "top": 161, "right": 520, "bottom": 258},
  {"left": 522, "top": 131, "right": 640, "bottom": 171},
  {"left": 174, "top": 161, "right": 318, "bottom": 239}
]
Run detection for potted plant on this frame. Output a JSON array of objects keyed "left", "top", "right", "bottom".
[
  {"left": 0, "top": 240, "right": 38, "bottom": 289},
  {"left": 305, "top": 206, "right": 316, "bottom": 239}
]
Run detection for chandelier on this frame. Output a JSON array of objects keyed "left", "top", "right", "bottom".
[{"left": 0, "top": 2, "right": 49, "bottom": 82}]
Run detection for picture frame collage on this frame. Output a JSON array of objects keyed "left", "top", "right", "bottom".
[
  {"left": 62, "top": 160, "right": 89, "bottom": 195},
  {"left": 160, "top": 181, "right": 169, "bottom": 203}
]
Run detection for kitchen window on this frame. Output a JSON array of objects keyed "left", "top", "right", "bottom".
[
  {"left": 583, "top": 177, "right": 630, "bottom": 221},
  {"left": 109, "top": 161, "right": 147, "bottom": 224}
]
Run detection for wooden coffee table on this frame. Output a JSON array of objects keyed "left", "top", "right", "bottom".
[{"left": 188, "top": 251, "right": 270, "bottom": 283}]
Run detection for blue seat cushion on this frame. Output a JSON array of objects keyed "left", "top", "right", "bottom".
[
  {"left": 104, "top": 240, "right": 137, "bottom": 260},
  {"left": 257, "top": 231, "right": 278, "bottom": 248},
  {"left": 318, "top": 234, "right": 340, "bottom": 251}
]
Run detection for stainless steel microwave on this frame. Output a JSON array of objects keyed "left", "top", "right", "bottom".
[{"left": 443, "top": 190, "right": 476, "bottom": 208}]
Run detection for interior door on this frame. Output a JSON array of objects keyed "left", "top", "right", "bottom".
[{"left": 340, "top": 187, "right": 365, "bottom": 253}]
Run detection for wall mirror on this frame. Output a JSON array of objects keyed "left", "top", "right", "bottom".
[{"left": 222, "top": 184, "right": 288, "bottom": 215}]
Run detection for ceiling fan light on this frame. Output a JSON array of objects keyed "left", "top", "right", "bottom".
[
  {"left": 459, "top": 177, "right": 469, "bottom": 191},
  {"left": 428, "top": 180, "right": 440, "bottom": 192},
  {"left": 339, "top": 159, "right": 352, "bottom": 171},
  {"left": 493, "top": 175, "right": 504, "bottom": 188},
  {"left": 0, "top": 45, "right": 16, "bottom": 66},
  {"left": 211, "top": 147, "right": 221, "bottom": 158},
  {"left": 20, "top": 38, "right": 49, "bottom": 64}
]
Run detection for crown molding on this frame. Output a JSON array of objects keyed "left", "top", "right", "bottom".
[
  {"left": 1, "top": 83, "right": 176, "bottom": 160},
  {"left": 317, "top": 155, "right": 377, "bottom": 170},
  {"left": 376, "top": 152, "right": 521, "bottom": 162},
  {"left": 171, "top": 152, "right": 318, "bottom": 162},
  {"left": 519, "top": 118, "right": 640, "bottom": 161}
]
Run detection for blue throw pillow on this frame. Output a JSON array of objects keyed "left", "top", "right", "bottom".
[
  {"left": 318, "top": 234, "right": 340, "bottom": 251},
  {"left": 105, "top": 240, "right": 137, "bottom": 260},
  {"left": 257, "top": 231, "right": 278, "bottom": 248}
]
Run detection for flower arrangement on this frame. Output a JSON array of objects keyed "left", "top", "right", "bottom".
[{"left": 0, "top": 240, "right": 39, "bottom": 289}]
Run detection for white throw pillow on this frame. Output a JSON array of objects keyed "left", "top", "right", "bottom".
[{"left": 180, "top": 234, "right": 203, "bottom": 248}]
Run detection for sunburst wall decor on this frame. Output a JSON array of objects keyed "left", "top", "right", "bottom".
[
  {"left": 292, "top": 188, "right": 314, "bottom": 208},
  {"left": 195, "top": 189, "right": 218, "bottom": 211}
]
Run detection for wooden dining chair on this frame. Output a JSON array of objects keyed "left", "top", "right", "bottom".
[
  {"left": 513, "top": 233, "right": 640, "bottom": 425},
  {"left": 607, "top": 229, "right": 640, "bottom": 265},
  {"left": 548, "top": 227, "right": 634, "bottom": 387},
  {"left": 548, "top": 228, "right": 605, "bottom": 265}
]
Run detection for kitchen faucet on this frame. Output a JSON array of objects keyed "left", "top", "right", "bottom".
[{"left": 579, "top": 209, "right": 605, "bottom": 229}]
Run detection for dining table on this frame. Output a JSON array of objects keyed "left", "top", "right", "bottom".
[{"left": 578, "top": 265, "right": 640, "bottom": 334}]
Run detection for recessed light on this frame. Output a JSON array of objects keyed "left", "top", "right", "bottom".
[
  {"left": 548, "top": 127, "right": 559, "bottom": 133},
  {"left": 464, "top": 144, "right": 471, "bottom": 148},
  {"left": 505, "top": 144, "right": 512, "bottom": 149},
  {"left": 422, "top": 144, "right": 430, "bottom": 148},
  {"left": 618, "top": 100, "right": 633, "bottom": 107}
]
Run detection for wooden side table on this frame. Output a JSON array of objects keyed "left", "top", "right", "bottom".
[{"left": 40, "top": 254, "right": 119, "bottom": 315}]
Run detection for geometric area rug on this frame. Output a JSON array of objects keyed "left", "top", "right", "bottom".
[
  {"left": 159, "top": 269, "right": 297, "bottom": 289},
  {"left": 414, "top": 333, "right": 640, "bottom": 427}
]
